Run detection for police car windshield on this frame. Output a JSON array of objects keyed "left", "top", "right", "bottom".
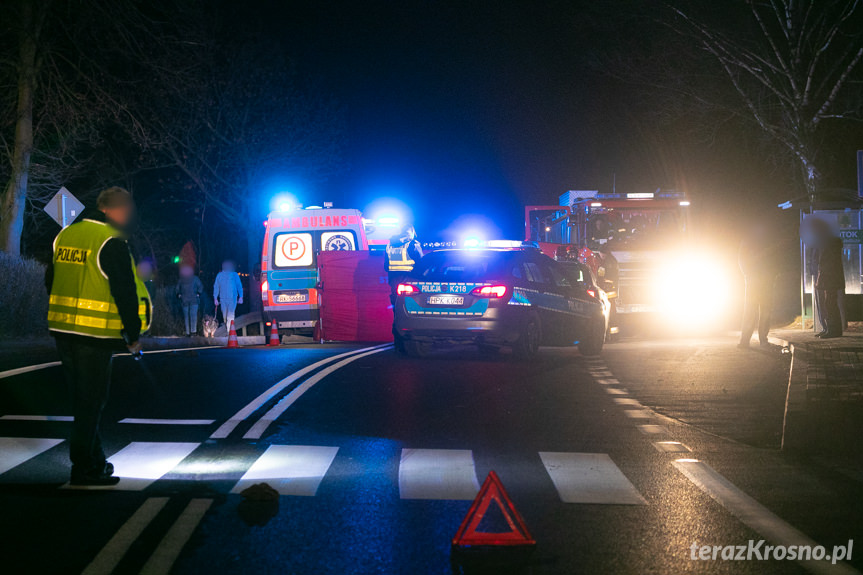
[{"left": 412, "top": 250, "right": 515, "bottom": 282}]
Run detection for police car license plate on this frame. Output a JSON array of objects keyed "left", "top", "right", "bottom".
[
  {"left": 428, "top": 295, "right": 464, "bottom": 306},
  {"left": 277, "top": 292, "right": 307, "bottom": 303}
]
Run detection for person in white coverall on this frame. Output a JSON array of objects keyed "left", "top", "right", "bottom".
[{"left": 214, "top": 260, "right": 243, "bottom": 330}]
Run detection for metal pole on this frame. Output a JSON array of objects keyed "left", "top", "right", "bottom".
[
  {"left": 799, "top": 209, "right": 805, "bottom": 332},
  {"left": 60, "top": 193, "right": 67, "bottom": 228}
]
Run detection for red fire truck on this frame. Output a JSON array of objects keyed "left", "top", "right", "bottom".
[{"left": 525, "top": 189, "right": 701, "bottom": 335}]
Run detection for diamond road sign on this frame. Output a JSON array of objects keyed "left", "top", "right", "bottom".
[
  {"left": 839, "top": 229, "right": 861, "bottom": 244},
  {"left": 43, "top": 187, "right": 84, "bottom": 228}
]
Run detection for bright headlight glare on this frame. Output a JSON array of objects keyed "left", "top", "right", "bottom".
[{"left": 652, "top": 254, "right": 731, "bottom": 331}]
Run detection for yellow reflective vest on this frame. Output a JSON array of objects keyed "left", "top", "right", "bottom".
[
  {"left": 47, "top": 219, "right": 152, "bottom": 339},
  {"left": 385, "top": 242, "right": 416, "bottom": 272}
]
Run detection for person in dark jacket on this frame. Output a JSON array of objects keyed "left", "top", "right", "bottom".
[
  {"left": 175, "top": 264, "right": 204, "bottom": 336},
  {"left": 814, "top": 232, "right": 845, "bottom": 339},
  {"left": 737, "top": 223, "right": 778, "bottom": 349},
  {"left": 45, "top": 187, "right": 149, "bottom": 485}
]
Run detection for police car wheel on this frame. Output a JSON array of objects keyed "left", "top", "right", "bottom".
[
  {"left": 404, "top": 340, "right": 430, "bottom": 358},
  {"left": 513, "top": 315, "right": 541, "bottom": 359},
  {"left": 579, "top": 318, "right": 605, "bottom": 356}
]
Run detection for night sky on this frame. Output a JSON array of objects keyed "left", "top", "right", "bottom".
[
  {"left": 235, "top": 1, "right": 859, "bottom": 240},
  {"left": 263, "top": 2, "right": 623, "bottom": 239}
]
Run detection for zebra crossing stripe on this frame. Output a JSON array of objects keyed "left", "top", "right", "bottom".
[
  {"left": 231, "top": 445, "right": 339, "bottom": 496},
  {"left": 0, "top": 437, "right": 64, "bottom": 475},
  {"left": 66, "top": 442, "right": 200, "bottom": 491},
  {"left": 399, "top": 449, "right": 480, "bottom": 500},
  {"left": 0, "top": 415, "right": 74, "bottom": 422},
  {"left": 539, "top": 452, "right": 647, "bottom": 505}
]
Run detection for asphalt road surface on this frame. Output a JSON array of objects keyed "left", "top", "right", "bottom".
[{"left": 0, "top": 337, "right": 860, "bottom": 574}]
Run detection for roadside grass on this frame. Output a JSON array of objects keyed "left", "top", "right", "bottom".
[{"left": 0, "top": 253, "right": 49, "bottom": 337}]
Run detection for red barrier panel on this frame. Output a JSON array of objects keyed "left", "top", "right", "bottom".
[{"left": 318, "top": 251, "right": 393, "bottom": 342}]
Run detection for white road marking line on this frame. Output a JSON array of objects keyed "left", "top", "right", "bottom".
[
  {"left": 673, "top": 459, "right": 861, "bottom": 575},
  {"left": 605, "top": 388, "right": 628, "bottom": 395},
  {"left": 231, "top": 445, "right": 339, "bottom": 496},
  {"left": 212, "top": 344, "right": 390, "bottom": 439},
  {"left": 0, "top": 361, "right": 61, "bottom": 380},
  {"left": 119, "top": 418, "right": 215, "bottom": 425},
  {"left": 66, "top": 442, "right": 200, "bottom": 491},
  {"left": 540, "top": 452, "right": 646, "bottom": 505},
  {"left": 140, "top": 498, "right": 213, "bottom": 575},
  {"left": 399, "top": 448, "right": 480, "bottom": 500},
  {"left": 622, "top": 410, "right": 653, "bottom": 419},
  {"left": 0, "top": 415, "right": 74, "bottom": 422},
  {"left": 81, "top": 497, "right": 169, "bottom": 575},
  {"left": 653, "top": 441, "right": 691, "bottom": 453},
  {"left": 0, "top": 437, "right": 64, "bottom": 475},
  {"left": 243, "top": 347, "right": 391, "bottom": 440},
  {"left": 637, "top": 424, "right": 668, "bottom": 435},
  {"left": 591, "top": 371, "right": 614, "bottom": 378},
  {"left": 613, "top": 397, "right": 643, "bottom": 407},
  {"left": 595, "top": 378, "right": 619, "bottom": 385},
  {"left": 0, "top": 346, "right": 218, "bottom": 381}
]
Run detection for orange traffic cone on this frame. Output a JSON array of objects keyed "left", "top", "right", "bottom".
[
  {"left": 267, "top": 322, "right": 280, "bottom": 346},
  {"left": 226, "top": 320, "right": 239, "bottom": 348}
]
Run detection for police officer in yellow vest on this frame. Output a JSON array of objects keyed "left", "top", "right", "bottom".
[
  {"left": 384, "top": 225, "right": 423, "bottom": 304},
  {"left": 46, "top": 187, "right": 152, "bottom": 485}
]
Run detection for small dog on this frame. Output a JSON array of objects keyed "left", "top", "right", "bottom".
[{"left": 201, "top": 315, "right": 218, "bottom": 338}]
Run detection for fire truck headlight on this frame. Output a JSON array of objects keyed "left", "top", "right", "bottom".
[{"left": 654, "top": 254, "right": 731, "bottom": 331}]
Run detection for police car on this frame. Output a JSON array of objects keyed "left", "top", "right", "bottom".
[{"left": 393, "top": 246, "right": 608, "bottom": 357}]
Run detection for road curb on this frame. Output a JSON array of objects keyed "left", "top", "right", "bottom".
[{"left": 770, "top": 333, "right": 863, "bottom": 462}]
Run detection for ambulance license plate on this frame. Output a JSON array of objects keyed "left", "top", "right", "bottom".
[
  {"left": 277, "top": 292, "right": 307, "bottom": 303},
  {"left": 428, "top": 295, "right": 464, "bottom": 306}
]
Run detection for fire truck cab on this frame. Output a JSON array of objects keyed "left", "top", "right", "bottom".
[
  {"left": 526, "top": 189, "right": 692, "bottom": 334},
  {"left": 261, "top": 207, "right": 369, "bottom": 334}
]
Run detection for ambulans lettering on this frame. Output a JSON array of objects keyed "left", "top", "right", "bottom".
[
  {"left": 56, "top": 247, "right": 90, "bottom": 264},
  {"left": 287, "top": 215, "right": 355, "bottom": 228}
]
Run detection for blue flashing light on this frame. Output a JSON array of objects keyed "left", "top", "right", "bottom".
[
  {"left": 464, "top": 237, "right": 481, "bottom": 248},
  {"left": 377, "top": 216, "right": 400, "bottom": 227},
  {"left": 278, "top": 202, "right": 293, "bottom": 212}
]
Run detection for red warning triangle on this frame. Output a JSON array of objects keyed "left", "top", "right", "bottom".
[{"left": 452, "top": 470, "right": 536, "bottom": 547}]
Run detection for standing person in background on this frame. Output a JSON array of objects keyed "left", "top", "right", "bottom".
[
  {"left": 214, "top": 260, "right": 243, "bottom": 330},
  {"left": 814, "top": 224, "right": 845, "bottom": 339},
  {"left": 45, "top": 187, "right": 151, "bottom": 485},
  {"left": 136, "top": 259, "right": 156, "bottom": 300},
  {"left": 175, "top": 264, "right": 203, "bottom": 336},
  {"left": 737, "top": 222, "right": 778, "bottom": 349}
]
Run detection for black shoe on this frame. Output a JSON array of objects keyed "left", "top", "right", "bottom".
[
  {"left": 820, "top": 333, "right": 842, "bottom": 339},
  {"left": 71, "top": 462, "right": 119, "bottom": 486},
  {"left": 815, "top": 331, "right": 828, "bottom": 338},
  {"left": 736, "top": 342, "right": 750, "bottom": 350}
]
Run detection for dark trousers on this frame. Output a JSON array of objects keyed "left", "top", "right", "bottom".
[
  {"left": 388, "top": 273, "right": 408, "bottom": 307},
  {"left": 816, "top": 288, "right": 843, "bottom": 336},
  {"left": 55, "top": 337, "right": 114, "bottom": 473},
  {"left": 740, "top": 276, "right": 773, "bottom": 345}
]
